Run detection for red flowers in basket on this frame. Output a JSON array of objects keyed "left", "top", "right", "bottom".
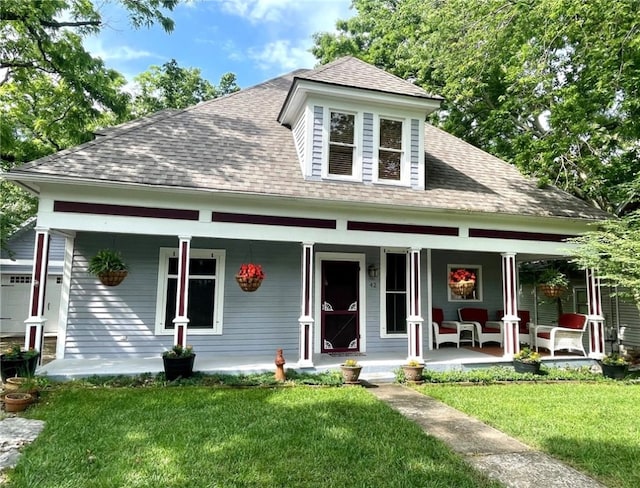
[
  {"left": 235, "top": 263, "right": 265, "bottom": 292},
  {"left": 449, "top": 268, "right": 476, "bottom": 283}
]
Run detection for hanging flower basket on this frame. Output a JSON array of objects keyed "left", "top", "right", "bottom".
[
  {"left": 235, "top": 264, "right": 265, "bottom": 292},
  {"left": 538, "top": 284, "right": 566, "bottom": 298},
  {"left": 449, "top": 280, "right": 475, "bottom": 297},
  {"left": 98, "top": 270, "right": 128, "bottom": 287}
]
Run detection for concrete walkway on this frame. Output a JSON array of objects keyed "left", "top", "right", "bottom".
[{"left": 370, "top": 384, "right": 605, "bottom": 488}]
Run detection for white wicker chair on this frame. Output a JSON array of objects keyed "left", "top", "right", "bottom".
[
  {"left": 457, "top": 307, "right": 503, "bottom": 348},
  {"left": 534, "top": 313, "right": 588, "bottom": 357},
  {"left": 431, "top": 308, "right": 463, "bottom": 349}
]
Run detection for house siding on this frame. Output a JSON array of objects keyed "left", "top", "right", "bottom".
[
  {"left": 362, "top": 112, "right": 374, "bottom": 183},
  {"left": 311, "top": 105, "right": 323, "bottom": 179},
  {"left": 1, "top": 226, "right": 65, "bottom": 274},
  {"left": 64, "top": 233, "right": 302, "bottom": 359},
  {"left": 410, "top": 119, "right": 420, "bottom": 189},
  {"left": 292, "top": 110, "right": 306, "bottom": 173}
]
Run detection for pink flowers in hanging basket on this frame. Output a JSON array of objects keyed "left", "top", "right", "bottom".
[{"left": 235, "top": 263, "right": 265, "bottom": 292}]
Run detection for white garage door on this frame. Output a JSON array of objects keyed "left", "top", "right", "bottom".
[{"left": 0, "top": 274, "right": 62, "bottom": 336}]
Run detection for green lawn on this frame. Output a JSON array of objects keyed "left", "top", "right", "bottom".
[
  {"left": 418, "top": 382, "right": 640, "bottom": 488},
  {"left": 10, "top": 386, "right": 501, "bottom": 488}
]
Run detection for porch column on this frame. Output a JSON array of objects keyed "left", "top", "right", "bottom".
[
  {"left": 24, "top": 228, "right": 51, "bottom": 364},
  {"left": 172, "top": 236, "right": 191, "bottom": 347},
  {"left": 298, "top": 243, "right": 314, "bottom": 367},
  {"left": 586, "top": 268, "right": 605, "bottom": 357},
  {"left": 501, "top": 252, "right": 520, "bottom": 358},
  {"left": 426, "top": 249, "right": 433, "bottom": 351},
  {"left": 407, "top": 248, "right": 424, "bottom": 363}
]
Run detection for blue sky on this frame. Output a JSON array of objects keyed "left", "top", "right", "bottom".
[{"left": 84, "top": 0, "right": 354, "bottom": 91}]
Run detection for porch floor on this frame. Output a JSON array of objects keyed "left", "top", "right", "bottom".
[{"left": 35, "top": 346, "right": 595, "bottom": 382}]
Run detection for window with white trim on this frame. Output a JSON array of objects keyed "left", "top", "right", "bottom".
[
  {"left": 155, "top": 248, "right": 225, "bottom": 335},
  {"left": 328, "top": 111, "right": 356, "bottom": 176},
  {"left": 381, "top": 251, "right": 408, "bottom": 336},
  {"left": 378, "top": 118, "right": 404, "bottom": 180}
]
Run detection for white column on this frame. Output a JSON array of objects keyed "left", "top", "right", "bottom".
[
  {"left": 298, "top": 243, "right": 314, "bottom": 367},
  {"left": 501, "top": 252, "right": 520, "bottom": 358},
  {"left": 407, "top": 248, "right": 424, "bottom": 363},
  {"left": 586, "top": 268, "right": 605, "bottom": 357},
  {"left": 24, "top": 228, "right": 51, "bottom": 363},
  {"left": 55, "top": 233, "right": 76, "bottom": 360},
  {"left": 426, "top": 249, "right": 433, "bottom": 351},
  {"left": 172, "top": 236, "right": 191, "bottom": 347}
]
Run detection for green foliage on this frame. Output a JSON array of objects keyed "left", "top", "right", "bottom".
[
  {"left": 600, "top": 352, "right": 630, "bottom": 366},
  {"left": 342, "top": 358, "right": 360, "bottom": 367},
  {"left": 408, "top": 366, "right": 605, "bottom": 384},
  {"left": 570, "top": 210, "right": 640, "bottom": 301},
  {"left": 86, "top": 249, "right": 128, "bottom": 275},
  {"left": 312, "top": 0, "right": 640, "bottom": 214},
  {"left": 132, "top": 59, "right": 239, "bottom": 117},
  {"left": 538, "top": 269, "right": 570, "bottom": 288},
  {"left": 0, "top": 0, "right": 178, "bottom": 247},
  {"left": 513, "top": 348, "right": 541, "bottom": 364},
  {"left": 161, "top": 344, "right": 194, "bottom": 359},
  {"left": 1, "top": 343, "right": 39, "bottom": 360}
]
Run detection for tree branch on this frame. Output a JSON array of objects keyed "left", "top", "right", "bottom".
[{"left": 0, "top": 12, "right": 100, "bottom": 29}]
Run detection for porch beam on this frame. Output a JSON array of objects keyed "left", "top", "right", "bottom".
[
  {"left": 501, "top": 252, "right": 520, "bottom": 358},
  {"left": 172, "top": 236, "right": 191, "bottom": 347},
  {"left": 586, "top": 268, "right": 605, "bottom": 358},
  {"left": 298, "top": 242, "right": 314, "bottom": 367},
  {"left": 407, "top": 248, "right": 424, "bottom": 362},
  {"left": 24, "top": 228, "right": 51, "bottom": 363}
]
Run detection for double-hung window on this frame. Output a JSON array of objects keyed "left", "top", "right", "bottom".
[
  {"left": 382, "top": 251, "right": 408, "bottom": 336},
  {"left": 155, "top": 248, "right": 225, "bottom": 334},
  {"left": 328, "top": 110, "right": 356, "bottom": 177},
  {"left": 377, "top": 117, "right": 405, "bottom": 182}
]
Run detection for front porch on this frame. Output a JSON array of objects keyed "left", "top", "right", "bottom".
[{"left": 36, "top": 346, "right": 596, "bottom": 382}]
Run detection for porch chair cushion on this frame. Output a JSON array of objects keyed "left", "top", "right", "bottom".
[
  {"left": 458, "top": 307, "right": 503, "bottom": 347},
  {"left": 431, "top": 307, "right": 461, "bottom": 349},
  {"left": 496, "top": 309, "right": 532, "bottom": 345}
]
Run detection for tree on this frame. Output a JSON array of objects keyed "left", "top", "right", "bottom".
[
  {"left": 570, "top": 211, "right": 640, "bottom": 302},
  {"left": 132, "top": 59, "right": 239, "bottom": 117},
  {"left": 0, "top": 0, "right": 178, "bottom": 250},
  {"left": 312, "top": 0, "right": 640, "bottom": 214}
]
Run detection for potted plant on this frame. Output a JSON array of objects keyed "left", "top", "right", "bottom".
[
  {"left": 599, "top": 352, "right": 629, "bottom": 379},
  {"left": 448, "top": 268, "right": 476, "bottom": 297},
  {"left": 88, "top": 249, "right": 129, "bottom": 286},
  {"left": 513, "top": 347, "right": 542, "bottom": 374},
  {"left": 1, "top": 344, "right": 39, "bottom": 383},
  {"left": 235, "top": 263, "right": 265, "bottom": 292},
  {"left": 537, "top": 268, "right": 569, "bottom": 298},
  {"left": 402, "top": 359, "right": 425, "bottom": 384},
  {"left": 3, "top": 392, "right": 34, "bottom": 412},
  {"left": 340, "top": 358, "right": 362, "bottom": 385},
  {"left": 162, "top": 344, "right": 196, "bottom": 381}
]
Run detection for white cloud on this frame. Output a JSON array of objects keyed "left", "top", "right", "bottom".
[
  {"left": 248, "top": 39, "right": 315, "bottom": 72},
  {"left": 84, "top": 38, "right": 157, "bottom": 62},
  {"left": 217, "top": 0, "right": 351, "bottom": 28}
]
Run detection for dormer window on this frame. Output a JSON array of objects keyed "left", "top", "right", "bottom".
[
  {"left": 378, "top": 118, "right": 403, "bottom": 180},
  {"left": 328, "top": 111, "right": 356, "bottom": 177}
]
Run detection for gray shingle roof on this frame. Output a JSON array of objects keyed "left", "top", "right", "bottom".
[
  {"left": 10, "top": 67, "right": 608, "bottom": 221},
  {"left": 296, "top": 56, "right": 441, "bottom": 99}
]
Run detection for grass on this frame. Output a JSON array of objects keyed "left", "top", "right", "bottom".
[
  {"left": 417, "top": 382, "right": 640, "bottom": 488},
  {"left": 9, "top": 386, "right": 501, "bottom": 488}
]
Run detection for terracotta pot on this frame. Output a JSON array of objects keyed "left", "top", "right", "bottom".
[
  {"left": 402, "top": 365, "right": 424, "bottom": 383},
  {"left": 340, "top": 365, "right": 362, "bottom": 384},
  {"left": 3, "top": 392, "right": 34, "bottom": 412}
]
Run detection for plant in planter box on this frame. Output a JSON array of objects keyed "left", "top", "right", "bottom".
[
  {"left": 340, "top": 358, "right": 362, "bottom": 384},
  {"left": 88, "top": 249, "right": 129, "bottom": 286},
  {"left": 1, "top": 344, "right": 40, "bottom": 382},
  {"left": 402, "top": 359, "right": 425, "bottom": 383},
  {"left": 599, "top": 352, "right": 630, "bottom": 379},
  {"left": 162, "top": 344, "right": 196, "bottom": 381},
  {"left": 513, "top": 347, "right": 542, "bottom": 374}
]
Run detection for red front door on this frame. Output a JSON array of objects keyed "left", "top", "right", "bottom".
[{"left": 321, "top": 260, "right": 360, "bottom": 352}]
